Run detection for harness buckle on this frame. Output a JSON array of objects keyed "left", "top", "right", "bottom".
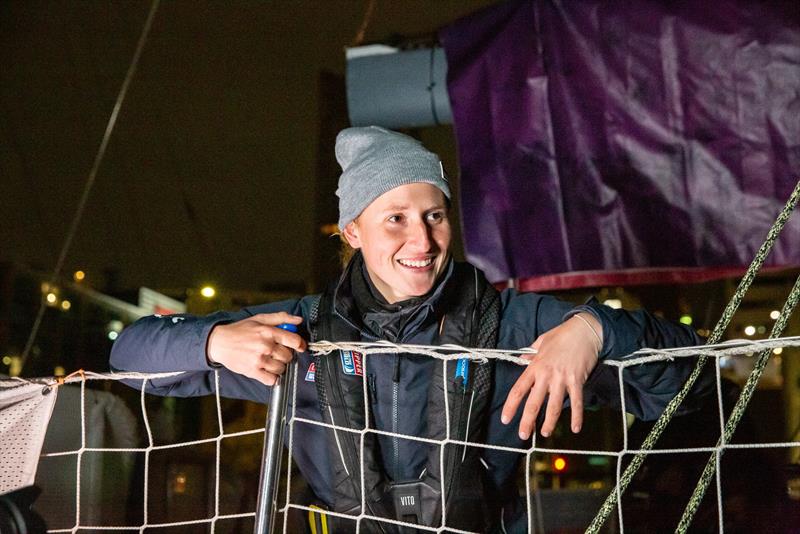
[{"left": 388, "top": 481, "right": 426, "bottom": 524}]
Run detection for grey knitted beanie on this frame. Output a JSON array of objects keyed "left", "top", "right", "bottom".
[{"left": 335, "top": 126, "right": 451, "bottom": 230}]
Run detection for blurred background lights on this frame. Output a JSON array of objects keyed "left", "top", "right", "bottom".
[
  {"left": 107, "top": 320, "right": 124, "bottom": 333},
  {"left": 774, "top": 347, "right": 783, "bottom": 355},
  {"left": 553, "top": 456, "right": 567, "bottom": 472},
  {"left": 74, "top": 270, "right": 85, "bottom": 282},
  {"left": 603, "top": 299, "right": 622, "bottom": 309},
  {"left": 744, "top": 325, "right": 756, "bottom": 336},
  {"left": 679, "top": 314, "right": 692, "bottom": 325},
  {"left": 769, "top": 310, "right": 780, "bottom": 320},
  {"left": 108, "top": 331, "right": 119, "bottom": 341},
  {"left": 46, "top": 292, "right": 57, "bottom": 304},
  {"left": 3, "top": 356, "right": 22, "bottom": 376},
  {"left": 200, "top": 286, "right": 216, "bottom": 298},
  {"left": 60, "top": 299, "right": 71, "bottom": 311},
  {"left": 173, "top": 473, "right": 187, "bottom": 494}
]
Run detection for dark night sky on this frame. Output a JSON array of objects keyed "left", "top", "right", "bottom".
[{"left": 0, "top": 1, "right": 496, "bottom": 293}]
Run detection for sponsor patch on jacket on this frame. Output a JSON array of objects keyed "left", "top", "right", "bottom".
[
  {"left": 455, "top": 357, "right": 470, "bottom": 387},
  {"left": 340, "top": 350, "right": 363, "bottom": 376},
  {"left": 305, "top": 362, "right": 316, "bottom": 382}
]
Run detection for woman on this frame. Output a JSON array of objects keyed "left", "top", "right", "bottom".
[{"left": 111, "top": 126, "right": 708, "bottom": 532}]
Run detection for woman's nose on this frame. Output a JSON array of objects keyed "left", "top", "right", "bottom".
[{"left": 408, "top": 219, "right": 432, "bottom": 250}]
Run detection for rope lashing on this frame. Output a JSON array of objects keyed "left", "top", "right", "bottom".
[{"left": 54, "top": 369, "right": 86, "bottom": 387}]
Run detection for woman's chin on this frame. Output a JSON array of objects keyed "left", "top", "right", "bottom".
[
  {"left": 400, "top": 280, "right": 435, "bottom": 298},
  {"left": 384, "top": 267, "right": 442, "bottom": 300}
]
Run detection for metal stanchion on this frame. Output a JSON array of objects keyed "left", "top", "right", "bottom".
[{"left": 254, "top": 325, "right": 298, "bottom": 534}]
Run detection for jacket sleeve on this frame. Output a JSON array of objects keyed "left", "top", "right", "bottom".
[
  {"left": 567, "top": 297, "right": 714, "bottom": 420},
  {"left": 108, "top": 298, "right": 309, "bottom": 403},
  {"left": 496, "top": 290, "right": 713, "bottom": 422}
]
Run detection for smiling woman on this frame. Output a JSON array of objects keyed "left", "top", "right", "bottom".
[
  {"left": 343, "top": 183, "right": 451, "bottom": 303},
  {"left": 110, "top": 126, "right": 711, "bottom": 532},
  {"left": 334, "top": 127, "right": 453, "bottom": 303}
]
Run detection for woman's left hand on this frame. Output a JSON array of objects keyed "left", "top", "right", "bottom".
[{"left": 500, "top": 313, "right": 602, "bottom": 439}]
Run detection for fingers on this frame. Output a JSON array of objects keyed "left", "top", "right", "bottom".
[
  {"left": 251, "top": 312, "right": 303, "bottom": 327},
  {"left": 501, "top": 366, "right": 535, "bottom": 425},
  {"left": 253, "top": 368, "right": 278, "bottom": 387},
  {"left": 502, "top": 323, "right": 596, "bottom": 439},
  {"left": 257, "top": 342, "right": 293, "bottom": 375},
  {"left": 212, "top": 312, "right": 305, "bottom": 384},
  {"left": 270, "top": 328, "right": 307, "bottom": 352},
  {"left": 518, "top": 380, "right": 547, "bottom": 440},
  {"left": 540, "top": 383, "right": 565, "bottom": 438},
  {"left": 567, "top": 382, "right": 584, "bottom": 433},
  {"left": 268, "top": 344, "right": 295, "bottom": 364},
  {"left": 261, "top": 355, "right": 286, "bottom": 376},
  {"left": 250, "top": 313, "right": 307, "bottom": 352}
]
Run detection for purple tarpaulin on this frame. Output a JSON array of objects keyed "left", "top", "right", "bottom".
[{"left": 440, "top": 0, "right": 800, "bottom": 290}]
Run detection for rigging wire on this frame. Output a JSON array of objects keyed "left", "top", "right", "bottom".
[
  {"left": 20, "top": 0, "right": 161, "bottom": 373},
  {"left": 586, "top": 178, "right": 800, "bottom": 533},
  {"left": 350, "top": 0, "right": 377, "bottom": 47},
  {"left": 677, "top": 271, "right": 800, "bottom": 531}
]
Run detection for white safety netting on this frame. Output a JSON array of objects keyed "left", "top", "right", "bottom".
[{"left": 0, "top": 336, "right": 797, "bottom": 533}]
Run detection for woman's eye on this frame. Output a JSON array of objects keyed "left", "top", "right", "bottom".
[
  {"left": 427, "top": 211, "right": 445, "bottom": 222},
  {"left": 387, "top": 215, "right": 402, "bottom": 223}
]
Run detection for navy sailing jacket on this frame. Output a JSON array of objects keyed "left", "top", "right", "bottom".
[{"left": 109, "top": 261, "right": 709, "bottom": 512}]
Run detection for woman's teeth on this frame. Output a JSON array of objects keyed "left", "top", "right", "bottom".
[{"left": 398, "top": 258, "right": 433, "bottom": 268}]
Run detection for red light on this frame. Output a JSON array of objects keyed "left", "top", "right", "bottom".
[{"left": 553, "top": 457, "right": 567, "bottom": 472}]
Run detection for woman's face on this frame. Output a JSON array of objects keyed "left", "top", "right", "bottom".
[{"left": 344, "top": 183, "right": 451, "bottom": 303}]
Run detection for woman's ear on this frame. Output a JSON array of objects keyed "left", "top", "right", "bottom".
[{"left": 342, "top": 221, "right": 362, "bottom": 249}]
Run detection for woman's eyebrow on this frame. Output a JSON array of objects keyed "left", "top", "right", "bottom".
[
  {"left": 381, "top": 204, "right": 410, "bottom": 212},
  {"left": 380, "top": 203, "right": 447, "bottom": 213}
]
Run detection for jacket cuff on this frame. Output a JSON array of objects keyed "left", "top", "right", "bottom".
[{"left": 201, "top": 318, "right": 233, "bottom": 369}]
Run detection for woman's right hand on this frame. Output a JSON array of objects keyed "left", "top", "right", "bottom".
[{"left": 206, "top": 312, "right": 307, "bottom": 386}]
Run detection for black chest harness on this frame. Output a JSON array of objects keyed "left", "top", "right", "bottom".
[{"left": 309, "top": 263, "right": 501, "bottom": 532}]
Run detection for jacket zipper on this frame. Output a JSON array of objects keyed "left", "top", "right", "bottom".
[
  {"left": 335, "top": 306, "right": 403, "bottom": 482},
  {"left": 392, "top": 354, "right": 401, "bottom": 476}
]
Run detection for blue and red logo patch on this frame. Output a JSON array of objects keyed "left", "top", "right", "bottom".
[
  {"left": 305, "top": 362, "right": 316, "bottom": 382},
  {"left": 340, "top": 350, "right": 363, "bottom": 376}
]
